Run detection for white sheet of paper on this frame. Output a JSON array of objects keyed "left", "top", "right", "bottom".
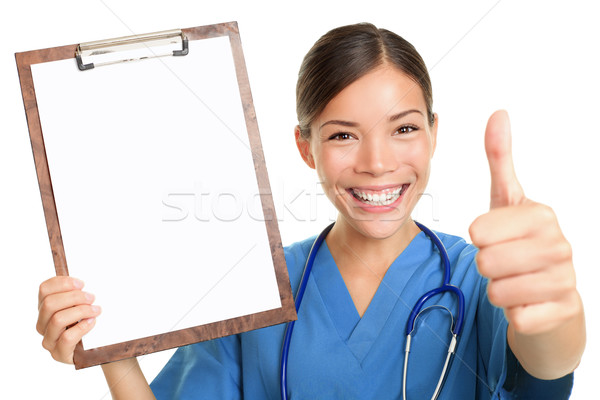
[{"left": 31, "top": 36, "right": 282, "bottom": 349}]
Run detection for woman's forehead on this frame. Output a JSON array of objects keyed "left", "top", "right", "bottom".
[{"left": 315, "top": 66, "right": 428, "bottom": 127}]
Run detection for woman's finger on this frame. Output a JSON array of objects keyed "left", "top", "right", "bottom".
[
  {"left": 476, "top": 236, "right": 572, "bottom": 279},
  {"left": 38, "top": 276, "right": 84, "bottom": 309},
  {"left": 470, "top": 202, "right": 557, "bottom": 247},
  {"left": 504, "top": 291, "right": 582, "bottom": 336},
  {"left": 42, "top": 304, "right": 101, "bottom": 351},
  {"left": 37, "top": 290, "right": 95, "bottom": 335},
  {"left": 47, "top": 317, "right": 97, "bottom": 364},
  {"left": 486, "top": 262, "right": 575, "bottom": 309}
]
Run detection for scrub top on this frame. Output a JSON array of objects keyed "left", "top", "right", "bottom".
[{"left": 150, "top": 230, "right": 574, "bottom": 399}]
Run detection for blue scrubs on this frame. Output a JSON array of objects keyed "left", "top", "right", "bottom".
[{"left": 151, "top": 231, "right": 574, "bottom": 399}]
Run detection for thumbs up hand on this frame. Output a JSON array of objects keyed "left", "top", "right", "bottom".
[
  {"left": 483, "top": 110, "right": 525, "bottom": 209},
  {"left": 469, "top": 110, "right": 585, "bottom": 378}
]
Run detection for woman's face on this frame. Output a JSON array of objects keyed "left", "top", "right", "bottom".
[{"left": 296, "top": 65, "right": 437, "bottom": 240}]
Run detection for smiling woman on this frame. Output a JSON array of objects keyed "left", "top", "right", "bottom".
[
  {"left": 294, "top": 23, "right": 437, "bottom": 247},
  {"left": 154, "top": 23, "right": 584, "bottom": 399},
  {"left": 34, "top": 21, "right": 584, "bottom": 400},
  {"left": 296, "top": 67, "right": 436, "bottom": 243}
]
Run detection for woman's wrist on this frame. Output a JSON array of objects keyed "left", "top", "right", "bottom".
[{"left": 101, "top": 358, "right": 156, "bottom": 400}]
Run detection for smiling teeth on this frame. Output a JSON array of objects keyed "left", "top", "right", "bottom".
[{"left": 352, "top": 186, "right": 404, "bottom": 206}]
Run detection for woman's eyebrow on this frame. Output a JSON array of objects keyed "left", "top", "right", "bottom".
[
  {"left": 319, "top": 119, "right": 359, "bottom": 130},
  {"left": 319, "top": 109, "right": 424, "bottom": 130},
  {"left": 388, "top": 109, "right": 424, "bottom": 122}
]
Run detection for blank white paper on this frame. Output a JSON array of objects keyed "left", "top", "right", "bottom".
[{"left": 31, "top": 36, "right": 282, "bottom": 350}]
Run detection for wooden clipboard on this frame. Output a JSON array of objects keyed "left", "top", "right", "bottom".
[{"left": 16, "top": 21, "right": 297, "bottom": 369}]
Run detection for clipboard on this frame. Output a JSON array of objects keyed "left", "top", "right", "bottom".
[{"left": 16, "top": 21, "right": 297, "bottom": 369}]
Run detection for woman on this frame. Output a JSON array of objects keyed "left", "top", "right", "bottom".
[{"left": 37, "top": 23, "right": 585, "bottom": 399}]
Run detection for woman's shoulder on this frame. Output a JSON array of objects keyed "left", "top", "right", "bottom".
[
  {"left": 283, "top": 235, "right": 316, "bottom": 257},
  {"left": 426, "top": 229, "right": 479, "bottom": 273},
  {"left": 432, "top": 229, "right": 478, "bottom": 256},
  {"left": 283, "top": 235, "right": 316, "bottom": 270}
]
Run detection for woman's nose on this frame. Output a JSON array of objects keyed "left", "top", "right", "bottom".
[{"left": 354, "top": 134, "right": 398, "bottom": 176}]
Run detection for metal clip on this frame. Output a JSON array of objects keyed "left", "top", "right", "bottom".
[{"left": 75, "top": 29, "right": 188, "bottom": 71}]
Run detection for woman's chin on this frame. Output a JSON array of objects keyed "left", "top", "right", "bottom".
[
  {"left": 332, "top": 194, "right": 415, "bottom": 240},
  {"left": 345, "top": 217, "right": 413, "bottom": 241}
]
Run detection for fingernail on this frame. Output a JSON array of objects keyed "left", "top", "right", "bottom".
[
  {"left": 72, "top": 278, "right": 84, "bottom": 289},
  {"left": 84, "top": 292, "right": 95, "bottom": 302},
  {"left": 91, "top": 305, "right": 101, "bottom": 314},
  {"left": 84, "top": 317, "right": 96, "bottom": 325}
]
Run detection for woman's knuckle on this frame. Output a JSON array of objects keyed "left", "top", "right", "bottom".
[
  {"left": 556, "top": 240, "right": 573, "bottom": 261},
  {"left": 536, "top": 203, "right": 556, "bottom": 223},
  {"left": 36, "top": 320, "right": 45, "bottom": 335},
  {"left": 469, "top": 219, "right": 483, "bottom": 245},
  {"left": 40, "top": 296, "right": 55, "bottom": 313},
  {"left": 53, "top": 346, "right": 71, "bottom": 364},
  {"left": 49, "top": 313, "right": 66, "bottom": 330},
  {"left": 61, "top": 328, "right": 77, "bottom": 346},
  {"left": 41, "top": 337, "right": 51, "bottom": 351},
  {"left": 561, "top": 269, "right": 577, "bottom": 293},
  {"left": 486, "top": 282, "right": 502, "bottom": 306},
  {"left": 511, "top": 312, "right": 528, "bottom": 333},
  {"left": 38, "top": 282, "right": 49, "bottom": 301},
  {"left": 476, "top": 251, "right": 491, "bottom": 276}
]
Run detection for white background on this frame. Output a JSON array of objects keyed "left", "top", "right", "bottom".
[{"left": 1, "top": 1, "right": 598, "bottom": 398}]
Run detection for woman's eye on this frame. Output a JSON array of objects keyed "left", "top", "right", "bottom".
[
  {"left": 396, "top": 125, "right": 418, "bottom": 135},
  {"left": 329, "top": 132, "right": 353, "bottom": 141}
]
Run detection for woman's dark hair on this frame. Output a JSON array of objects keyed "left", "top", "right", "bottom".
[{"left": 296, "top": 23, "right": 434, "bottom": 138}]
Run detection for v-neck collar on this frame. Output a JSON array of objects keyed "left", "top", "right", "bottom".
[{"left": 311, "top": 231, "right": 431, "bottom": 363}]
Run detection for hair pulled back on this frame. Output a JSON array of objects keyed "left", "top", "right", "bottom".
[{"left": 296, "top": 23, "right": 434, "bottom": 138}]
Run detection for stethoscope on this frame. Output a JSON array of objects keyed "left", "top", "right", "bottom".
[{"left": 279, "top": 221, "right": 466, "bottom": 400}]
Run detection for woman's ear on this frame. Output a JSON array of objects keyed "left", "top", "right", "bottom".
[
  {"left": 430, "top": 113, "right": 438, "bottom": 158},
  {"left": 295, "top": 125, "right": 316, "bottom": 169}
]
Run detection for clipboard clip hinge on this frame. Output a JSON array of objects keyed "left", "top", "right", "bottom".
[{"left": 76, "top": 29, "right": 189, "bottom": 71}]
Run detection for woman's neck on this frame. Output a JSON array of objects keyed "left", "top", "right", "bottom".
[
  {"left": 324, "top": 217, "right": 421, "bottom": 317},
  {"left": 326, "top": 217, "right": 421, "bottom": 277}
]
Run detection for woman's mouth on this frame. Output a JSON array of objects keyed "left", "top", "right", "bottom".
[{"left": 349, "top": 184, "right": 408, "bottom": 207}]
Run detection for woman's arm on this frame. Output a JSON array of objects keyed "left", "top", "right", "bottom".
[
  {"left": 507, "top": 295, "right": 585, "bottom": 379},
  {"left": 102, "top": 359, "right": 156, "bottom": 400},
  {"left": 469, "top": 110, "right": 586, "bottom": 379}
]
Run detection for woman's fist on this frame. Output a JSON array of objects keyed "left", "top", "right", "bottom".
[{"left": 37, "top": 276, "right": 101, "bottom": 363}]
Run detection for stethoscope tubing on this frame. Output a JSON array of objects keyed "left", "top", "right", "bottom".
[
  {"left": 279, "top": 221, "right": 465, "bottom": 400},
  {"left": 409, "top": 221, "right": 465, "bottom": 337},
  {"left": 280, "top": 223, "right": 334, "bottom": 400}
]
